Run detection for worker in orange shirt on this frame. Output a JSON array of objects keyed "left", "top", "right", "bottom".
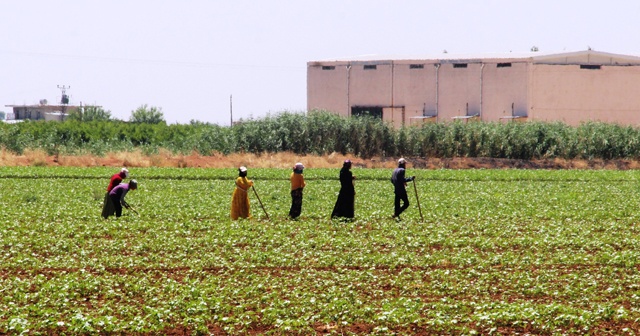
[{"left": 289, "top": 162, "right": 306, "bottom": 219}]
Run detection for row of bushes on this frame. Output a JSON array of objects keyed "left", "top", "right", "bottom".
[{"left": 0, "top": 111, "right": 638, "bottom": 160}]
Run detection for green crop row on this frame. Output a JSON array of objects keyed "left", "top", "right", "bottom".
[
  {"left": 2, "top": 166, "right": 640, "bottom": 181},
  {"left": 2, "top": 111, "right": 640, "bottom": 160},
  {"left": 2, "top": 168, "right": 640, "bottom": 334}
]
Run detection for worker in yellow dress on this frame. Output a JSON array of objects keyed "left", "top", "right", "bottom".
[{"left": 230, "top": 166, "right": 254, "bottom": 220}]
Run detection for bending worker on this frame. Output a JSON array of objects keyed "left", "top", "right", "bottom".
[
  {"left": 102, "top": 167, "right": 129, "bottom": 219},
  {"left": 106, "top": 179, "right": 138, "bottom": 218}
]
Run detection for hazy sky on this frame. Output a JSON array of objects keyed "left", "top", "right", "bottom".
[{"left": 1, "top": 1, "right": 639, "bottom": 125}]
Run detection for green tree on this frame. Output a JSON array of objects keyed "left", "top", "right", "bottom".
[
  {"left": 130, "top": 104, "right": 165, "bottom": 124},
  {"left": 67, "top": 106, "right": 112, "bottom": 121}
]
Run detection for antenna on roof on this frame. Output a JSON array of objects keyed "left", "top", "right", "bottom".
[{"left": 57, "top": 85, "right": 70, "bottom": 121}]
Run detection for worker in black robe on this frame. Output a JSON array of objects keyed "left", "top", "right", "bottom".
[{"left": 331, "top": 160, "right": 356, "bottom": 219}]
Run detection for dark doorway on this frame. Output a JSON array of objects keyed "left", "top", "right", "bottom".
[{"left": 351, "top": 106, "right": 383, "bottom": 118}]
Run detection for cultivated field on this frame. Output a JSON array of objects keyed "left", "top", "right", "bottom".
[{"left": 2, "top": 167, "right": 640, "bottom": 335}]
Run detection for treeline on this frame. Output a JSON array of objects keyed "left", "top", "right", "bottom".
[{"left": 0, "top": 111, "right": 639, "bottom": 160}]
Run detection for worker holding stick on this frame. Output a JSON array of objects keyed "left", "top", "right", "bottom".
[
  {"left": 391, "top": 158, "right": 415, "bottom": 221},
  {"left": 230, "top": 166, "right": 254, "bottom": 220},
  {"left": 105, "top": 179, "right": 138, "bottom": 218},
  {"left": 101, "top": 167, "right": 129, "bottom": 219}
]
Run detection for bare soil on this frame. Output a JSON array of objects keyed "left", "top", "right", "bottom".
[{"left": 2, "top": 148, "right": 640, "bottom": 169}]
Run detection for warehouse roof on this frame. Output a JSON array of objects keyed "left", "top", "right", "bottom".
[{"left": 310, "top": 50, "right": 640, "bottom": 66}]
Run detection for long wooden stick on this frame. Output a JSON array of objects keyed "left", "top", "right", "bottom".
[
  {"left": 412, "top": 179, "right": 424, "bottom": 221},
  {"left": 123, "top": 201, "right": 139, "bottom": 215},
  {"left": 252, "top": 185, "right": 269, "bottom": 220}
]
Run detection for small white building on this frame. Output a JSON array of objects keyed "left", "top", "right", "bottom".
[{"left": 4, "top": 101, "right": 81, "bottom": 122}]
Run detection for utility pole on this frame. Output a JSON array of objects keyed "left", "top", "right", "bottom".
[
  {"left": 230, "top": 94, "right": 233, "bottom": 126},
  {"left": 57, "top": 85, "right": 70, "bottom": 121}
]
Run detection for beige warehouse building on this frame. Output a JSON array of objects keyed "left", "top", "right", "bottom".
[{"left": 307, "top": 50, "right": 640, "bottom": 127}]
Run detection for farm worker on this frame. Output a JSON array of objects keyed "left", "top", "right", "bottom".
[
  {"left": 289, "top": 162, "right": 306, "bottom": 219},
  {"left": 391, "top": 158, "right": 415, "bottom": 220},
  {"left": 331, "top": 160, "right": 356, "bottom": 220},
  {"left": 231, "top": 166, "right": 253, "bottom": 220},
  {"left": 102, "top": 167, "right": 129, "bottom": 219},
  {"left": 106, "top": 179, "right": 138, "bottom": 218}
]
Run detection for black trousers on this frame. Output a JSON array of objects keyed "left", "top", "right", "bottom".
[
  {"left": 289, "top": 188, "right": 303, "bottom": 219},
  {"left": 394, "top": 189, "right": 410, "bottom": 217},
  {"left": 109, "top": 194, "right": 123, "bottom": 217}
]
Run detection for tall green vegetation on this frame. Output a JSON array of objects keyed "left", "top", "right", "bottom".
[
  {"left": 1, "top": 110, "right": 640, "bottom": 160},
  {"left": 66, "top": 106, "right": 113, "bottom": 122},
  {"left": 129, "top": 104, "right": 165, "bottom": 124}
]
